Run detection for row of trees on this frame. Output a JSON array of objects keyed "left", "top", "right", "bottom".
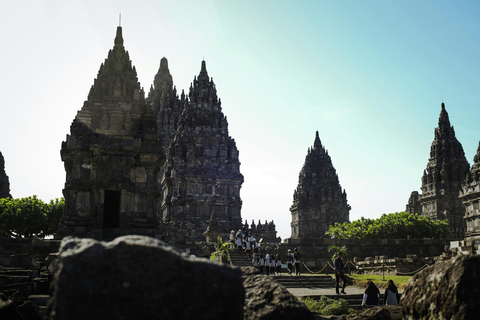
[
  {"left": 0, "top": 196, "right": 64, "bottom": 238},
  {"left": 325, "top": 212, "right": 450, "bottom": 240}
]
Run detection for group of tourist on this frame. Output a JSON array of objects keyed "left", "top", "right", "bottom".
[
  {"left": 251, "top": 248, "right": 302, "bottom": 276},
  {"left": 230, "top": 229, "right": 259, "bottom": 254},
  {"left": 361, "top": 279, "right": 400, "bottom": 308}
]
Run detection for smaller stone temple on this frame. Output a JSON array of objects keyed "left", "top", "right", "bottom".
[
  {"left": 58, "top": 26, "right": 164, "bottom": 239},
  {"left": 407, "top": 103, "right": 470, "bottom": 239},
  {"left": 288, "top": 131, "right": 350, "bottom": 240},
  {"left": 0, "top": 151, "right": 12, "bottom": 199}
]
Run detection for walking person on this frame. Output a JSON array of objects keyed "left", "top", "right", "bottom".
[
  {"left": 384, "top": 280, "right": 400, "bottom": 306},
  {"left": 294, "top": 248, "right": 301, "bottom": 275},
  {"left": 334, "top": 252, "right": 347, "bottom": 294},
  {"left": 286, "top": 249, "right": 294, "bottom": 275}
]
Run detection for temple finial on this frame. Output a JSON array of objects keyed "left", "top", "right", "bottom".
[{"left": 119, "top": 13, "right": 121, "bottom": 26}]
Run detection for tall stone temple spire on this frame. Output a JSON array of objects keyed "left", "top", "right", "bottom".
[
  {"left": 0, "top": 151, "right": 12, "bottom": 199},
  {"left": 147, "top": 57, "right": 185, "bottom": 153},
  {"left": 460, "top": 141, "right": 480, "bottom": 242},
  {"left": 59, "top": 26, "right": 163, "bottom": 239},
  {"left": 416, "top": 103, "right": 470, "bottom": 239},
  {"left": 289, "top": 131, "right": 350, "bottom": 239},
  {"left": 160, "top": 60, "right": 244, "bottom": 240}
]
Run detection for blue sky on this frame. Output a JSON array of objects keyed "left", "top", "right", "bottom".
[{"left": 1, "top": 0, "right": 479, "bottom": 240}]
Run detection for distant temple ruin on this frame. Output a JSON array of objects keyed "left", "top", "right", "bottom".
[
  {"left": 289, "top": 131, "right": 350, "bottom": 239},
  {"left": 0, "top": 151, "right": 12, "bottom": 199},
  {"left": 454, "top": 142, "right": 480, "bottom": 253},
  {"left": 58, "top": 26, "right": 264, "bottom": 241},
  {"left": 406, "top": 103, "right": 470, "bottom": 239}
]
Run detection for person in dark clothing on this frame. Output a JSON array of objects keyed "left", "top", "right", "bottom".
[
  {"left": 294, "top": 248, "right": 301, "bottom": 275},
  {"left": 334, "top": 252, "right": 347, "bottom": 294},
  {"left": 384, "top": 279, "right": 400, "bottom": 306},
  {"left": 362, "top": 280, "right": 380, "bottom": 308},
  {"left": 286, "top": 249, "right": 294, "bottom": 275}
]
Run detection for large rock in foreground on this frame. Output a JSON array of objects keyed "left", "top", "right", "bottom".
[
  {"left": 241, "top": 267, "right": 315, "bottom": 320},
  {"left": 401, "top": 255, "right": 480, "bottom": 319},
  {"left": 48, "top": 236, "right": 244, "bottom": 320}
]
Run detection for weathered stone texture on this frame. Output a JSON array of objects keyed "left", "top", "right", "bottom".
[
  {"left": 48, "top": 235, "right": 244, "bottom": 320},
  {"left": 241, "top": 266, "right": 315, "bottom": 320},
  {"left": 409, "top": 103, "right": 470, "bottom": 239},
  {"left": 0, "top": 151, "right": 12, "bottom": 199},
  {"left": 159, "top": 61, "right": 244, "bottom": 241},
  {"left": 401, "top": 255, "right": 480, "bottom": 320},
  {"left": 59, "top": 26, "right": 163, "bottom": 239},
  {"left": 337, "top": 305, "right": 401, "bottom": 320},
  {"left": 290, "top": 131, "right": 350, "bottom": 239},
  {"left": 59, "top": 27, "right": 252, "bottom": 242}
]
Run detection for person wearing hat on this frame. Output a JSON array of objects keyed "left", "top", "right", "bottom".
[{"left": 286, "top": 249, "right": 294, "bottom": 275}]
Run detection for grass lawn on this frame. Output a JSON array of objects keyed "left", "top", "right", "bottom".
[{"left": 345, "top": 274, "right": 412, "bottom": 291}]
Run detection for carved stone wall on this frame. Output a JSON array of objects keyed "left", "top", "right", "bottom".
[{"left": 289, "top": 131, "right": 350, "bottom": 240}]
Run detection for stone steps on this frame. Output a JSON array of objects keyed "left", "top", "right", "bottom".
[{"left": 275, "top": 275, "right": 334, "bottom": 288}]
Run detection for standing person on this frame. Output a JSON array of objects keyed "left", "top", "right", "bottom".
[
  {"left": 384, "top": 280, "right": 400, "bottom": 306},
  {"left": 275, "top": 253, "right": 282, "bottom": 275},
  {"left": 362, "top": 280, "right": 380, "bottom": 308},
  {"left": 294, "top": 248, "right": 301, "bottom": 275},
  {"left": 235, "top": 229, "right": 243, "bottom": 253},
  {"left": 252, "top": 253, "right": 259, "bottom": 270},
  {"left": 229, "top": 230, "right": 235, "bottom": 248},
  {"left": 265, "top": 253, "right": 270, "bottom": 275},
  {"left": 270, "top": 255, "right": 276, "bottom": 275},
  {"left": 334, "top": 252, "right": 347, "bottom": 294},
  {"left": 259, "top": 254, "right": 265, "bottom": 274},
  {"left": 286, "top": 249, "right": 294, "bottom": 275}
]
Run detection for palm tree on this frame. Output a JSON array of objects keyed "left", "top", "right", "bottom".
[{"left": 328, "top": 244, "right": 348, "bottom": 262}]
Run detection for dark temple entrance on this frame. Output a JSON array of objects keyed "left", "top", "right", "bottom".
[{"left": 103, "top": 190, "right": 121, "bottom": 228}]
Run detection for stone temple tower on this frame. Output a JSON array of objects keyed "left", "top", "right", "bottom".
[
  {"left": 159, "top": 61, "right": 244, "bottom": 241},
  {"left": 290, "top": 131, "right": 350, "bottom": 239},
  {"left": 416, "top": 103, "right": 470, "bottom": 239},
  {"left": 0, "top": 151, "right": 12, "bottom": 199},
  {"left": 59, "top": 26, "right": 163, "bottom": 239}
]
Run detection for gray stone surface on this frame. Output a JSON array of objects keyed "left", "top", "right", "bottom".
[
  {"left": 48, "top": 235, "right": 244, "bottom": 320},
  {"left": 241, "top": 267, "right": 315, "bottom": 320},
  {"left": 401, "top": 255, "right": 480, "bottom": 319},
  {"left": 337, "top": 306, "right": 401, "bottom": 320}
]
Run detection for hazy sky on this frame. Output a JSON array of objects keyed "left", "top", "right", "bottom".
[{"left": 1, "top": 0, "right": 480, "bottom": 240}]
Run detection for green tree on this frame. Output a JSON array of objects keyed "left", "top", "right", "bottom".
[
  {"left": 325, "top": 212, "right": 450, "bottom": 240},
  {"left": 0, "top": 196, "right": 64, "bottom": 238},
  {"left": 211, "top": 236, "right": 232, "bottom": 262}
]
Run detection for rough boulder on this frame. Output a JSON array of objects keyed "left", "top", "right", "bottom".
[
  {"left": 401, "top": 255, "right": 480, "bottom": 319},
  {"left": 48, "top": 235, "right": 244, "bottom": 320}
]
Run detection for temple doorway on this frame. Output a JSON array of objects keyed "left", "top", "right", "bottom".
[{"left": 103, "top": 190, "right": 121, "bottom": 228}]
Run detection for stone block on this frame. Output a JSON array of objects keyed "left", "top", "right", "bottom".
[
  {"left": 49, "top": 235, "right": 244, "bottom": 320},
  {"left": 402, "top": 255, "right": 480, "bottom": 319}
]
